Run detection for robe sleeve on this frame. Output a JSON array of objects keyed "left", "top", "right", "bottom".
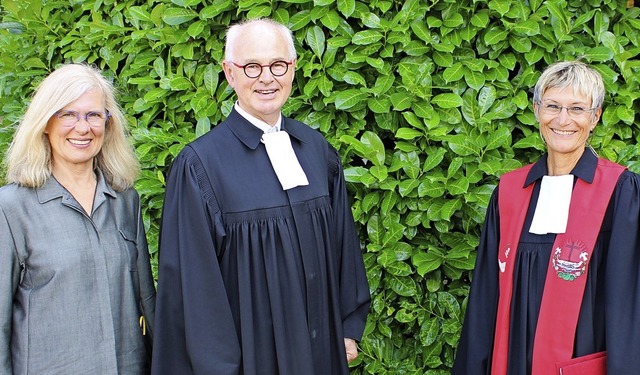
[
  {"left": 451, "top": 188, "right": 500, "bottom": 375},
  {"left": 151, "top": 147, "right": 241, "bottom": 375},
  {"left": 603, "top": 171, "right": 640, "bottom": 373},
  {"left": 328, "top": 147, "right": 371, "bottom": 341},
  {"left": 0, "top": 201, "right": 18, "bottom": 374},
  {"left": 134, "top": 190, "right": 156, "bottom": 342}
]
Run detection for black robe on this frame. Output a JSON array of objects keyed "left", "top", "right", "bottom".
[
  {"left": 452, "top": 151, "right": 640, "bottom": 375},
  {"left": 151, "top": 109, "right": 370, "bottom": 375}
]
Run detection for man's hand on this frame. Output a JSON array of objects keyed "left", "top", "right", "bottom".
[{"left": 344, "top": 338, "right": 358, "bottom": 363}]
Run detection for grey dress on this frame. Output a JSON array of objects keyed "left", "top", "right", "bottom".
[{"left": 0, "top": 170, "right": 155, "bottom": 375}]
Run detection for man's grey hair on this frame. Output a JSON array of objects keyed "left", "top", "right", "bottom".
[{"left": 224, "top": 18, "right": 296, "bottom": 62}]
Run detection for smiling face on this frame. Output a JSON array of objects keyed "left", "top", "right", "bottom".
[
  {"left": 535, "top": 86, "right": 601, "bottom": 161},
  {"left": 45, "top": 88, "right": 106, "bottom": 174},
  {"left": 222, "top": 21, "right": 295, "bottom": 125}
]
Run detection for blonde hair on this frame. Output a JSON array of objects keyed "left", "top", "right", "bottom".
[
  {"left": 224, "top": 18, "right": 297, "bottom": 61},
  {"left": 5, "top": 63, "right": 139, "bottom": 191},
  {"left": 533, "top": 60, "right": 605, "bottom": 110}
]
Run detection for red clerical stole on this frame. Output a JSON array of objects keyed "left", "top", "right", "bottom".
[{"left": 491, "top": 158, "right": 625, "bottom": 375}]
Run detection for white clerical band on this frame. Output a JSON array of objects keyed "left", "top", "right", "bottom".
[
  {"left": 529, "top": 174, "right": 574, "bottom": 234},
  {"left": 261, "top": 131, "right": 309, "bottom": 190}
]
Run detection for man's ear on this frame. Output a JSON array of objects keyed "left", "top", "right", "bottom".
[{"left": 222, "top": 61, "right": 235, "bottom": 88}]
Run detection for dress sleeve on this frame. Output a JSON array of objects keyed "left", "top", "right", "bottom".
[
  {"left": 151, "top": 148, "right": 241, "bottom": 375},
  {"left": 134, "top": 190, "right": 156, "bottom": 340},
  {"left": 603, "top": 171, "right": 640, "bottom": 373},
  {"left": 451, "top": 188, "right": 500, "bottom": 375},
  {"left": 328, "top": 147, "right": 371, "bottom": 341},
  {"left": 0, "top": 200, "right": 19, "bottom": 373}
]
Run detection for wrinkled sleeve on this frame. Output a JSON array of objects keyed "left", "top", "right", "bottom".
[
  {"left": 452, "top": 188, "right": 500, "bottom": 375},
  {"left": 134, "top": 190, "right": 156, "bottom": 341},
  {"left": 329, "top": 147, "right": 371, "bottom": 341},
  {"left": 0, "top": 201, "right": 19, "bottom": 374},
  {"left": 604, "top": 171, "right": 640, "bottom": 374},
  {"left": 151, "top": 148, "right": 240, "bottom": 375}
]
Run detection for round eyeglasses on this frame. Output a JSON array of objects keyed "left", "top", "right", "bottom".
[
  {"left": 538, "top": 102, "right": 597, "bottom": 118},
  {"left": 229, "top": 60, "right": 294, "bottom": 78},
  {"left": 54, "top": 110, "right": 110, "bottom": 127}
]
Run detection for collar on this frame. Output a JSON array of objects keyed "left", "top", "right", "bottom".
[
  {"left": 234, "top": 102, "right": 282, "bottom": 133},
  {"left": 226, "top": 108, "right": 307, "bottom": 150},
  {"left": 36, "top": 168, "right": 116, "bottom": 206},
  {"left": 524, "top": 148, "right": 597, "bottom": 187}
]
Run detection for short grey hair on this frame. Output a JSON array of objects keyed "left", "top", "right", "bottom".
[
  {"left": 533, "top": 60, "right": 605, "bottom": 110},
  {"left": 224, "top": 18, "right": 296, "bottom": 62}
]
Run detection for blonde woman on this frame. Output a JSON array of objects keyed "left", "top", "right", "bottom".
[{"left": 0, "top": 63, "right": 155, "bottom": 374}]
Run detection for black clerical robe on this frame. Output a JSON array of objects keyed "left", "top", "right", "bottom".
[
  {"left": 452, "top": 151, "right": 640, "bottom": 375},
  {"left": 152, "top": 109, "right": 370, "bottom": 375}
]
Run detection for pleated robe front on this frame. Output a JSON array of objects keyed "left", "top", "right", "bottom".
[{"left": 152, "top": 109, "right": 370, "bottom": 375}]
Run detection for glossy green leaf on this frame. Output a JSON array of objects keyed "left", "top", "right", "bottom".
[
  {"left": 512, "top": 19, "right": 540, "bottom": 36},
  {"left": 432, "top": 93, "right": 463, "bottom": 109},
  {"left": 367, "top": 96, "right": 391, "bottom": 113},
  {"left": 412, "top": 249, "right": 443, "bottom": 276},
  {"left": 334, "top": 89, "right": 368, "bottom": 110},
  {"left": 306, "top": 25, "right": 325, "bottom": 59},
  {"left": 488, "top": 0, "right": 510, "bottom": 17},
  {"left": 361, "top": 131, "right": 386, "bottom": 166},
  {"left": 162, "top": 8, "right": 197, "bottom": 25},
  {"left": 420, "top": 317, "right": 440, "bottom": 346},
  {"left": 387, "top": 275, "right": 417, "bottom": 297},
  {"left": 352, "top": 30, "right": 384, "bottom": 45},
  {"left": 337, "top": 0, "right": 355, "bottom": 17},
  {"left": 464, "top": 70, "right": 486, "bottom": 91},
  {"left": 396, "top": 128, "right": 423, "bottom": 140},
  {"left": 484, "top": 26, "right": 509, "bottom": 45},
  {"left": 443, "top": 63, "right": 465, "bottom": 82}
]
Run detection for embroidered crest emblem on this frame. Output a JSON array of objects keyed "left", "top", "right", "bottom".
[{"left": 552, "top": 240, "right": 588, "bottom": 281}]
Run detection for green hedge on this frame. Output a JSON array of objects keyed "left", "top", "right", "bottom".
[{"left": 1, "top": 0, "right": 639, "bottom": 373}]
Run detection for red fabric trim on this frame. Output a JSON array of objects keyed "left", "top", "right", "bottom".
[
  {"left": 492, "top": 159, "right": 625, "bottom": 375},
  {"left": 532, "top": 159, "right": 623, "bottom": 375},
  {"left": 492, "top": 164, "right": 534, "bottom": 375},
  {"left": 555, "top": 351, "right": 606, "bottom": 375}
]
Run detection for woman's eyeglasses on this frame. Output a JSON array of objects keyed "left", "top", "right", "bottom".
[
  {"left": 54, "top": 110, "right": 110, "bottom": 127},
  {"left": 538, "top": 102, "right": 596, "bottom": 118}
]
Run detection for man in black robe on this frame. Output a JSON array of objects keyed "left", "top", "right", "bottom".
[{"left": 151, "top": 18, "right": 370, "bottom": 375}]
